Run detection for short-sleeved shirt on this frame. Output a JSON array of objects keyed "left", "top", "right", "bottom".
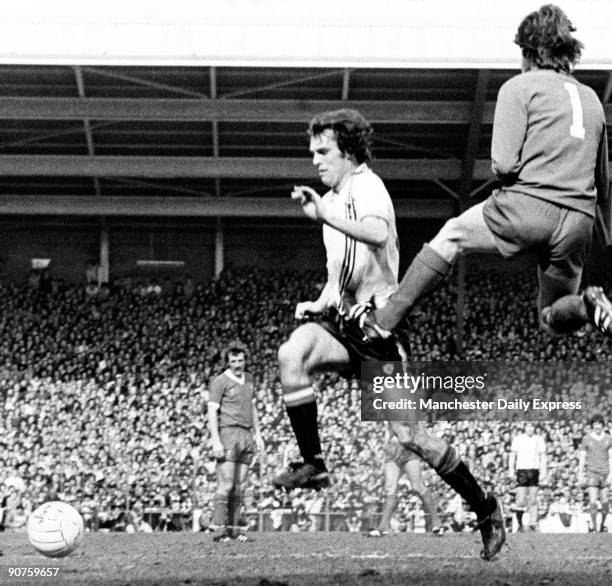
[
  {"left": 511, "top": 433, "right": 546, "bottom": 470},
  {"left": 208, "top": 369, "right": 255, "bottom": 430},
  {"left": 491, "top": 69, "right": 607, "bottom": 217},
  {"left": 581, "top": 432, "right": 612, "bottom": 475},
  {"left": 322, "top": 164, "right": 399, "bottom": 310}
]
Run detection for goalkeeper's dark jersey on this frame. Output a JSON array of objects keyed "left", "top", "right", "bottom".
[{"left": 491, "top": 69, "right": 609, "bottom": 218}]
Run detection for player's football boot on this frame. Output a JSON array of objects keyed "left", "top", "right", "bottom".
[
  {"left": 273, "top": 462, "right": 330, "bottom": 491},
  {"left": 478, "top": 493, "right": 505, "bottom": 561},
  {"left": 232, "top": 533, "right": 255, "bottom": 542},
  {"left": 431, "top": 525, "right": 450, "bottom": 536},
  {"left": 584, "top": 286, "right": 612, "bottom": 336}
]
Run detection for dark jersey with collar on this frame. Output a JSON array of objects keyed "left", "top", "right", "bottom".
[
  {"left": 492, "top": 69, "right": 608, "bottom": 217},
  {"left": 581, "top": 432, "right": 612, "bottom": 474},
  {"left": 208, "top": 369, "right": 255, "bottom": 430}
]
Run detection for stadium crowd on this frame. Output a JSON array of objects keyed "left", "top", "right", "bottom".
[{"left": 0, "top": 263, "right": 610, "bottom": 533}]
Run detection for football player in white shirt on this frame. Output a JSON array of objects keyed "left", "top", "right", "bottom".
[
  {"left": 273, "top": 109, "right": 503, "bottom": 560},
  {"left": 509, "top": 423, "right": 547, "bottom": 531}
]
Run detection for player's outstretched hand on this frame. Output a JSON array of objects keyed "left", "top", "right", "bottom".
[
  {"left": 255, "top": 434, "right": 265, "bottom": 453},
  {"left": 291, "top": 185, "right": 327, "bottom": 223}
]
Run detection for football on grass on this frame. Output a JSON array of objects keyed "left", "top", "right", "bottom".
[{"left": 27, "top": 501, "right": 84, "bottom": 558}]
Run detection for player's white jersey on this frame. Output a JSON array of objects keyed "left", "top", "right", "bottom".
[
  {"left": 322, "top": 164, "right": 399, "bottom": 310},
  {"left": 511, "top": 433, "right": 546, "bottom": 470}
]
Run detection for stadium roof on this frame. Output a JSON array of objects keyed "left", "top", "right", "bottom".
[{"left": 0, "top": 2, "right": 609, "bottom": 240}]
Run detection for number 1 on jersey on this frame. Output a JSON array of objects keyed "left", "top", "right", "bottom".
[{"left": 563, "top": 82, "right": 585, "bottom": 139}]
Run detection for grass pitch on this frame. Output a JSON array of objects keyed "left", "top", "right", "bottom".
[{"left": 2, "top": 531, "right": 612, "bottom": 585}]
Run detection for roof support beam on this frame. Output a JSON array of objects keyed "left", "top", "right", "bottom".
[
  {"left": 459, "top": 69, "right": 489, "bottom": 200},
  {"left": 210, "top": 66, "right": 221, "bottom": 197},
  {"left": 0, "top": 195, "right": 455, "bottom": 218},
  {"left": 0, "top": 155, "right": 468, "bottom": 179},
  {"left": 341, "top": 69, "right": 350, "bottom": 100},
  {"left": 74, "top": 66, "right": 102, "bottom": 198},
  {"left": 603, "top": 71, "right": 612, "bottom": 104},
  {"left": 0, "top": 97, "right": 492, "bottom": 123},
  {"left": 0, "top": 96, "right": 608, "bottom": 123}
]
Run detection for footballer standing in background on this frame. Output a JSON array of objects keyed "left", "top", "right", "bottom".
[
  {"left": 578, "top": 414, "right": 612, "bottom": 533},
  {"left": 208, "top": 342, "right": 264, "bottom": 542},
  {"left": 509, "top": 423, "right": 547, "bottom": 532},
  {"left": 273, "top": 108, "right": 504, "bottom": 560},
  {"left": 368, "top": 425, "right": 446, "bottom": 537}
]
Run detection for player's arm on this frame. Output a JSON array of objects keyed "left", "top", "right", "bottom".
[
  {"left": 321, "top": 214, "right": 388, "bottom": 248},
  {"left": 252, "top": 401, "right": 265, "bottom": 452},
  {"left": 508, "top": 439, "right": 517, "bottom": 478},
  {"left": 508, "top": 450, "right": 516, "bottom": 478},
  {"left": 491, "top": 81, "right": 527, "bottom": 185},
  {"left": 207, "top": 401, "right": 225, "bottom": 459},
  {"left": 291, "top": 185, "right": 388, "bottom": 247},
  {"left": 539, "top": 439, "right": 547, "bottom": 482},
  {"left": 595, "top": 124, "right": 610, "bottom": 235},
  {"left": 577, "top": 446, "right": 586, "bottom": 482},
  {"left": 295, "top": 279, "right": 334, "bottom": 318}
]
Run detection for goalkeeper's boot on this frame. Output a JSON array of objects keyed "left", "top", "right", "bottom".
[{"left": 584, "top": 286, "right": 612, "bottom": 337}]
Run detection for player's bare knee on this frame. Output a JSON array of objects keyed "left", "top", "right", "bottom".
[
  {"left": 278, "top": 339, "right": 309, "bottom": 379},
  {"left": 431, "top": 218, "right": 463, "bottom": 258}
]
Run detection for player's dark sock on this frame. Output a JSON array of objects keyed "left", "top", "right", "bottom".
[
  {"left": 374, "top": 244, "right": 451, "bottom": 331},
  {"left": 228, "top": 493, "right": 243, "bottom": 536},
  {"left": 546, "top": 294, "right": 588, "bottom": 333},
  {"left": 516, "top": 510, "right": 524, "bottom": 529},
  {"left": 212, "top": 494, "right": 229, "bottom": 530},
  {"left": 601, "top": 503, "right": 609, "bottom": 529},
  {"left": 435, "top": 447, "right": 492, "bottom": 519},
  {"left": 418, "top": 490, "right": 440, "bottom": 529},
  {"left": 284, "top": 396, "right": 324, "bottom": 467},
  {"left": 378, "top": 494, "right": 398, "bottom": 530}
]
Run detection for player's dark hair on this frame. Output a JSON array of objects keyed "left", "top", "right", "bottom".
[
  {"left": 224, "top": 341, "right": 248, "bottom": 362},
  {"left": 308, "top": 109, "right": 373, "bottom": 164},
  {"left": 590, "top": 413, "right": 605, "bottom": 426},
  {"left": 514, "top": 4, "right": 583, "bottom": 74}
]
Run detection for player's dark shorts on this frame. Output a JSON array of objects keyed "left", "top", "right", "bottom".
[
  {"left": 516, "top": 468, "right": 539, "bottom": 487},
  {"left": 483, "top": 190, "right": 592, "bottom": 292},
  {"left": 319, "top": 307, "right": 411, "bottom": 377},
  {"left": 218, "top": 426, "right": 255, "bottom": 465},
  {"left": 586, "top": 470, "right": 609, "bottom": 489},
  {"left": 383, "top": 438, "right": 418, "bottom": 468}
]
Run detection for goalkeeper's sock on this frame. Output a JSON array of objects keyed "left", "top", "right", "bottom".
[
  {"left": 374, "top": 244, "right": 451, "bottom": 331},
  {"left": 283, "top": 386, "right": 324, "bottom": 467}
]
